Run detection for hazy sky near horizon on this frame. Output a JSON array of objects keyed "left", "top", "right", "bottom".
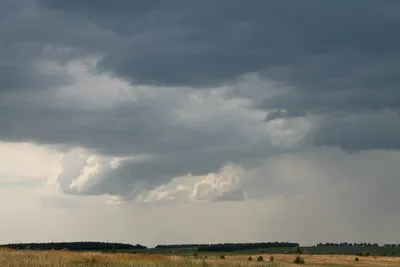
[{"left": 1, "top": 0, "right": 400, "bottom": 246}]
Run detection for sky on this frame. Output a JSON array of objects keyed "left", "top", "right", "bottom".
[{"left": 1, "top": 0, "right": 400, "bottom": 247}]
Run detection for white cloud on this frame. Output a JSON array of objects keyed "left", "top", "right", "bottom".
[
  {"left": 131, "top": 164, "right": 245, "bottom": 204},
  {"left": 190, "top": 164, "right": 244, "bottom": 202}
]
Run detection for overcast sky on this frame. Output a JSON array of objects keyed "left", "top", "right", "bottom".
[{"left": 1, "top": 0, "right": 400, "bottom": 247}]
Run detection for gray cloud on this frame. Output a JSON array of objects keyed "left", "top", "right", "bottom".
[
  {"left": 1, "top": 0, "right": 400, "bottom": 201},
  {"left": 0, "top": 1, "right": 73, "bottom": 92},
  {"left": 46, "top": 102, "right": 282, "bottom": 198},
  {"left": 306, "top": 111, "right": 400, "bottom": 152},
  {"left": 33, "top": 0, "right": 400, "bottom": 91},
  {"left": 30, "top": 0, "right": 400, "bottom": 152},
  {"left": 0, "top": 93, "right": 283, "bottom": 198},
  {"left": 0, "top": 90, "right": 274, "bottom": 156}
]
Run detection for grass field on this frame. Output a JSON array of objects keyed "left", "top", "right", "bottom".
[{"left": 1, "top": 249, "right": 400, "bottom": 267}]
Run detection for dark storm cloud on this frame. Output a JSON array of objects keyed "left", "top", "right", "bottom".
[
  {"left": 0, "top": 100, "right": 271, "bottom": 157},
  {"left": 5, "top": 0, "right": 400, "bottom": 100},
  {"left": 306, "top": 112, "right": 400, "bottom": 152},
  {"left": 33, "top": 1, "right": 400, "bottom": 151},
  {"left": 0, "top": 0, "right": 399, "bottom": 192},
  {"left": 0, "top": 1, "right": 73, "bottom": 91},
  {"left": 34, "top": 0, "right": 400, "bottom": 90}
]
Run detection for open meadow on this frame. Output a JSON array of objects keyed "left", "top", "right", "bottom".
[{"left": 1, "top": 249, "right": 400, "bottom": 267}]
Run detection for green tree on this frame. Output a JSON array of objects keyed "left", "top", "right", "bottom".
[{"left": 257, "top": 256, "right": 264, "bottom": 262}]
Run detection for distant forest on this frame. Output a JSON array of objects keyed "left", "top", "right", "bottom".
[
  {"left": 0, "top": 242, "right": 146, "bottom": 251},
  {"left": 198, "top": 242, "right": 299, "bottom": 252},
  {"left": 156, "top": 242, "right": 299, "bottom": 252},
  {"left": 316, "top": 242, "right": 400, "bottom": 247}
]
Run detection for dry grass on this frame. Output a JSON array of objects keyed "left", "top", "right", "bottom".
[
  {"left": 232, "top": 253, "right": 400, "bottom": 266},
  {"left": 0, "top": 249, "right": 399, "bottom": 267}
]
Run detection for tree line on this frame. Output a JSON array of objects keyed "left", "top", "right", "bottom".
[
  {"left": 315, "top": 242, "right": 400, "bottom": 247},
  {"left": 0, "top": 242, "right": 147, "bottom": 251},
  {"left": 197, "top": 242, "right": 299, "bottom": 252},
  {"left": 156, "top": 242, "right": 299, "bottom": 252},
  {"left": 155, "top": 244, "right": 204, "bottom": 249}
]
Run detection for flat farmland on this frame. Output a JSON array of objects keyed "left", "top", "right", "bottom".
[
  {"left": 1, "top": 249, "right": 400, "bottom": 267},
  {"left": 229, "top": 254, "right": 400, "bottom": 266}
]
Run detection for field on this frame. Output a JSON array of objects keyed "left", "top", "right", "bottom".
[{"left": 1, "top": 249, "right": 400, "bottom": 267}]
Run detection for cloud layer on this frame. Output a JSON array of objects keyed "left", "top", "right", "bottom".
[{"left": 1, "top": 0, "right": 399, "bottom": 215}]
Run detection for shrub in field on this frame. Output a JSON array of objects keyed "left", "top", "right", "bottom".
[
  {"left": 257, "top": 255, "right": 263, "bottom": 262},
  {"left": 248, "top": 256, "right": 252, "bottom": 261},
  {"left": 219, "top": 254, "right": 225, "bottom": 259},
  {"left": 269, "top": 255, "right": 274, "bottom": 262},
  {"left": 355, "top": 257, "right": 359, "bottom": 261},
  {"left": 362, "top": 251, "right": 370, "bottom": 257},
  {"left": 294, "top": 255, "right": 305, "bottom": 264}
]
